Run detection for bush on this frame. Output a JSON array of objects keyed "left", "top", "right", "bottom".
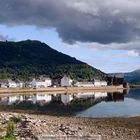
[
  {"left": 6, "top": 121, "right": 15, "bottom": 138},
  {"left": 10, "top": 115, "right": 22, "bottom": 124}
]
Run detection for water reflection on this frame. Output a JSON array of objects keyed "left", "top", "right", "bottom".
[
  {"left": 1, "top": 89, "right": 139, "bottom": 117},
  {"left": 77, "top": 89, "right": 140, "bottom": 118},
  {"left": 0, "top": 90, "right": 128, "bottom": 115},
  {"left": 0, "top": 91, "right": 125, "bottom": 106}
]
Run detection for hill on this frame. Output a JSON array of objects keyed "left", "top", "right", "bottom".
[
  {"left": 124, "top": 69, "right": 140, "bottom": 85},
  {"left": 0, "top": 40, "right": 104, "bottom": 81}
]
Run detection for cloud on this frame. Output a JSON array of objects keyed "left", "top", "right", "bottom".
[
  {"left": 127, "top": 50, "right": 139, "bottom": 57},
  {"left": 0, "top": 0, "right": 140, "bottom": 44},
  {"left": 62, "top": 41, "right": 140, "bottom": 56}
]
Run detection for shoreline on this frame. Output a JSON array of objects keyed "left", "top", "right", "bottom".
[
  {"left": 130, "top": 85, "right": 140, "bottom": 88},
  {"left": 0, "top": 111, "right": 139, "bottom": 140},
  {"left": 0, "top": 85, "right": 126, "bottom": 95}
]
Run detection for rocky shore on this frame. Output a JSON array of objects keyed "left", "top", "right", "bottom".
[{"left": 0, "top": 112, "right": 140, "bottom": 140}]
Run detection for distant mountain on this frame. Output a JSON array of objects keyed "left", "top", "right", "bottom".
[
  {"left": 109, "top": 73, "right": 124, "bottom": 78},
  {"left": 0, "top": 40, "right": 104, "bottom": 81},
  {"left": 109, "top": 70, "right": 140, "bottom": 85},
  {"left": 124, "top": 69, "right": 140, "bottom": 85}
]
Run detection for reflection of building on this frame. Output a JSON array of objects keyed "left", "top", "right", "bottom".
[
  {"left": 1, "top": 94, "right": 52, "bottom": 105},
  {"left": 32, "top": 94, "right": 52, "bottom": 104},
  {"left": 7, "top": 96, "right": 23, "bottom": 105},
  {"left": 76, "top": 92, "right": 107, "bottom": 99},
  {"left": 61, "top": 75, "right": 73, "bottom": 87},
  {"left": 76, "top": 92, "right": 95, "bottom": 98},
  {"left": 8, "top": 96, "right": 18, "bottom": 105},
  {"left": 94, "top": 92, "right": 108, "bottom": 98},
  {"left": 61, "top": 94, "right": 73, "bottom": 105}
]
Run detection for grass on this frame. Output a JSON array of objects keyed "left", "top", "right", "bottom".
[
  {"left": 0, "top": 120, "right": 16, "bottom": 140},
  {"left": 0, "top": 137, "right": 16, "bottom": 140}
]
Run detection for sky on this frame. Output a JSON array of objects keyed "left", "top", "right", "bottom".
[{"left": 0, "top": 0, "right": 140, "bottom": 73}]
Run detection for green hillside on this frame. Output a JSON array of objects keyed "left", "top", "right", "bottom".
[{"left": 0, "top": 40, "right": 105, "bottom": 81}]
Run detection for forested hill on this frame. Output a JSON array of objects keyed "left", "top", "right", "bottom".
[{"left": 0, "top": 40, "right": 105, "bottom": 81}]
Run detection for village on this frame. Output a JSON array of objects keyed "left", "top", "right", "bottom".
[{"left": 0, "top": 75, "right": 126, "bottom": 89}]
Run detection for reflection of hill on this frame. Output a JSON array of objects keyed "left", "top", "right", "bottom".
[
  {"left": 68, "top": 97, "right": 102, "bottom": 112},
  {"left": 127, "top": 89, "right": 140, "bottom": 101},
  {"left": 106, "top": 92, "right": 125, "bottom": 102}
]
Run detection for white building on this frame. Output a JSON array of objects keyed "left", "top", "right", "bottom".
[
  {"left": 94, "top": 79, "right": 107, "bottom": 87},
  {"left": 16, "top": 80, "right": 24, "bottom": 88},
  {"left": 75, "top": 82, "right": 94, "bottom": 87},
  {"left": 31, "top": 77, "right": 52, "bottom": 88},
  {"left": 0, "top": 79, "right": 17, "bottom": 88},
  {"left": 8, "top": 79, "right": 17, "bottom": 88},
  {"left": 61, "top": 75, "right": 73, "bottom": 87}
]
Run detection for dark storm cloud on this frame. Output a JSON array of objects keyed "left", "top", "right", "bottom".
[{"left": 0, "top": 0, "right": 140, "bottom": 44}]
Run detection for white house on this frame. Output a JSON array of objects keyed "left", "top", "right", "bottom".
[
  {"left": 61, "top": 75, "right": 73, "bottom": 87},
  {"left": 31, "top": 77, "right": 52, "bottom": 88},
  {"left": 0, "top": 79, "right": 17, "bottom": 88},
  {"left": 75, "top": 82, "right": 94, "bottom": 87},
  {"left": 94, "top": 79, "right": 107, "bottom": 87},
  {"left": 7, "top": 79, "right": 17, "bottom": 88}
]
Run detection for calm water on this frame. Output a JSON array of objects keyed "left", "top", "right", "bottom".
[{"left": 0, "top": 89, "right": 140, "bottom": 118}]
